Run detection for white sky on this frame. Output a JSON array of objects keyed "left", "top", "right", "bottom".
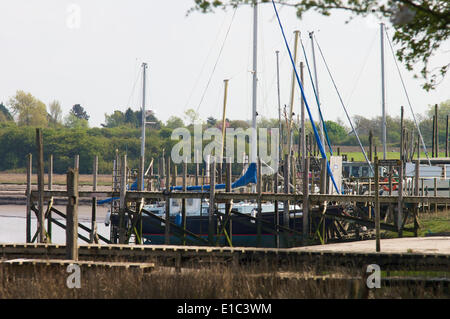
[{"left": 0, "top": 0, "right": 448, "bottom": 128}]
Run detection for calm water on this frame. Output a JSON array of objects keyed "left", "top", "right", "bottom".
[{"left": 0, "top": 205, "right": 110, "bottom": 244}]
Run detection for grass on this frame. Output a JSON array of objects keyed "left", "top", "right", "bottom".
[
  {"left": 0, "top": 262, "right": 447, "bottom": 299},
  {"left": 383, "top": 209, "right": 450, "bottom": 238},
  {"left": 0, "top": 172, "right": 113, "bottom": 186},
  {"left": 336, "top": 151, "right": 448, "bottom": 162}
]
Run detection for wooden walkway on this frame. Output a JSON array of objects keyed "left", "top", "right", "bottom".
[{"left": 1, "top": 240, "right": 449, "bottom": 272}]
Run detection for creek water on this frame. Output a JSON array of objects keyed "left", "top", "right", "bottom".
[{"left": 0, "top": 204, "right": 110, "bottom": 244}]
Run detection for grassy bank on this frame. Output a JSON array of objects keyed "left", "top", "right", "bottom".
[
  {"left": 0, "top": 173, "right": 113, "bottom": 186},
  {"left": 383, "top": 209, "right": 450, "bottom": 238},
  {"left": 0, "top": 262, "right": 447, "bottom": 299}
]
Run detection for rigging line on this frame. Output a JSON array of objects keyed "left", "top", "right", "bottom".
[
  {"left": 313, "top": 34, "right": 374, "bottom": 174},
  {"left": 345, "top": 31, "right": 377, "bottom": 106},
  {"left": 300, "top": 37, "right": 333, "bottom": 155},
  {"left": 271, "top": 0, "right": 340, "bottom": 194},
  {"left": 185, "top": 10, "right": 231, "bottom": 111},
  {"left": 126, "top": 65, "right": 143, "bottom": 109},
  {"left": 195, "top": 7, "right": 238, "bottom": 114},
  {"left": 384, "top": 27, "right": 431, "bottom": 166}
]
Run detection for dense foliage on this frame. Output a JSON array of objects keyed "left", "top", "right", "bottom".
[{"left": 0, "top": 100, "right": 447, "bottom": 174}]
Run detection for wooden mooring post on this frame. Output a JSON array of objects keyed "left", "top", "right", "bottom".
[
  {"left": 414, "top": 159, "right": 420, "bottom": 237},
  {"left": 257, "top": 157, "right": 262, "bottom": 247},
  {"left": 47, "top": 154, "right": 53, "bottom": 240},
  {"left": 66, "top": 168, "right": 79, "bottom": 261},
  {"left": 165, "top": 157, "right": 171, "bottom": 244},
  {"left": 26, "top": 153, "right": 32, "bottom": 243},
  {"left": 209, "top": 159, "right": 216, "bottom": 245},
  {"left": 36, "top": 128, "right": 46, "bottom": 243},
  {"left": 374, "top": 157, "right": 380, "bottom": 252},
  {"left": 119, "top": 155, "right": 127, "bottom": 244},
  {"left": 303, "top": 156, "right": 310, "bottom": 244}
]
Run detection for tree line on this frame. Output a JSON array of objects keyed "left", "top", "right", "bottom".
[{"left": 0, "top": 90, "right": 448, "bottom": 174}]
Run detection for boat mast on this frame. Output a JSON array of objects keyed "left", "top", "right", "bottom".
[
  {"left": 140, "top": 62, "right": 148, "bottom": 189},
  {"left": 251, "top": 0, "right": 258, "bottom": 164},
  {"left": 309, "top": 31, "right": 325, "bottom": 149},
  {"left": 220, "top": 79, "right": 229, "bottom": 162},
  {"left": 380, "top": 23, "right": 387, "bottom": 160}
]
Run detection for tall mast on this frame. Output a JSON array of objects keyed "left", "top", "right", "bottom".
[
  {"left": 251, "top": 0, "right": 258, "bottom": 164},
  {"left": 309, "top": 31, "right": 325, "bottom": 148},
  {"left": 140, "top": 62, "right": 148, "bottom": 189},
  {"left": 380, "top": 23, "right": 387, "bottom": 160},
  {"left": 287, "top": 30, "right": 300, "bottom": 159}
]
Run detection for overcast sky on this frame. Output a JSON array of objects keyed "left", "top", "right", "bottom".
[{"left": 0, "top": 0, "right": 448, "bottom": 128}]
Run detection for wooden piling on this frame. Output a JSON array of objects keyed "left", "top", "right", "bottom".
[
  {"left": 182, "top": 160, "right": 187, "bottom": 245},
  {"left": 26, "top": 153, "right": 32, "bottom": 243},
  {"left": 226, "top": 161, "right": 232, "bottom": 245},
  {"left": 257, "top": 158, "right": 262, "bottom": 247},
  {"left": 119, "top": 155, "right": 127, "bottom": 244},
  {"left": 303, "top": 157, "right": 310, "bottom": 244},
  {"left": 47, "top": 154, "right": 53, "bottom": 240},
  {"left": 398, "top": 160, "right": 403, "bottom": 237},
  {"left": 92, "top": 155, "right": 98, "bottom": 191},
  {"left": 48, "top": 154, "right": 53, "bottom": 191},
  {"left": 36, "top": 128, "right": 45, "bottom": 243},
  {"left": 446, "top": 114, "right": 449, "bottom": 158},
  {"left": 209, "top": 160, "right": 216, "bottom": 245},
  {"left": 90, "top": 197, "right": 98, "bottom": 244},
  {"left": 374, "top": 157, "right": 380, "bottom": 252},
  {"left": 138, "top": 155, "right": 144, "bottom": 191},
  {"left": 414, "top": 159, "right": 420, "bottom": 237},
  {"left": 74, "top": 154, "right": 79, "bottom": 171},
  {"left": 165, "top": 157, "right": 171, "bottom": 244},
  {"left": 283, "top": 154, "right": 290, "bottom": 228},
  {"left": 434, "top": 104, "right": 439, "bottom": 157},
  {"left": 369, "top": 130, "right": 373, "bottom": 162},
  {"left": 274, "top": 166, "right": 279, "bottom": 248},
  {"left": 66, "top": 168, "right": 79, "bottom": 261}
]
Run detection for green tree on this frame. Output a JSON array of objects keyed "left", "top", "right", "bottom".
[
  {"left": 184, "top": 108, "right": 200, "bottom": 125},
  {"left": 103, "top": 110, "right": 126, "bottom": 128},
  {"left": 48, "top": 100, "right": 63, "bottom": 126},
  {"left": 70, "top": 104, "right": 90, "bottom": 121},
  {"left": 0, "top": 103, "right": 14, "bottom": 122},
  {"left": 166, "top": 116, "right": 185, "bottom": 129},
  {"left": 8, "top": 90, "right": 48, "bottom": 127},
  {"left": 324, "top": 120, "right": 347, "bottom": 144},
  {"left": 64, "top": 113, "right": 89, "bottom": 129},
  {"left": 191, "top": 0, "right": 449, "bottom": 91}
]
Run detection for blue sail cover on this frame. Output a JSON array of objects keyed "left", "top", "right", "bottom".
[
  {"left": 97, "top": 163, "right": 257, "bottom": 205},
  {"left": 170, "top": 162, "right": 257, "bottom": 191}
]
